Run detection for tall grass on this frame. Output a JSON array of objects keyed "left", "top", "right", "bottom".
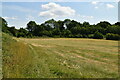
[
  {"left": 0, "top": 32, "right": 2, "bottom": 79},
  {"left": 2, "top": 33, "right": 38, "bottom": 78}
]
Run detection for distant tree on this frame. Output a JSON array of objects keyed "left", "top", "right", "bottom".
[
  {"left": 0, "top": 17, "right": 10, "bottom": 33},
  {"left": 66, "top": 20, "right": 80, "bottom": 30},
  {"left": 95, "top": 26, "right": 106, "bottom": 35},
  {"left": 107, "top": 25, "right": 120, "bottom": 35},
  {"left": 114, "top": 22, "right": 120, "bottom": 26},
  {"left": 97, "top": 21, "right": 111, "bottom": 28},
  {"left": 64, "top": 19, "right": 71, "bottom": 23},
  {"left": 19, "top": 28, "right": 28, "bottom": 34},
  {"left": 52, "top": 28, "right": 61, "bottom": 36},
  {"left": 70, "top": 27, "right": 81, "bottom": 35},
  {"left": 62, "top": 29, "right": 72, "bottom": 37},
  {"left": 44, "top": 19, "right": 56, "bottom": 28},
  {"left": 55, "top": 20, "right": 64, "bottom": 31},
  {"left": 82, "top": 22, "right": 90, "bottom": 27},
  {"left": 79, "top": 27, "right": 88, "bottom": 35},
  {"left": 106, "top": 33, "right": 120, "bottom": 40},
  {"left": 87, "top": 25, "right": 96, "bottom": 34},
  {"left": 17, "top": 28, "right": 28, "bottom": 37},
  {"left": 41, "top": 23, "right": 53, "bottom": 31},
  {"left": 33, "top": 25, "right": 45, "bottom": 36},
  {"left": 26, "top": 21, "right": 37, "bottom": 32},
  {"left": 8, "top": 26, "right": 18, "bottom": 37},
  {"left": 93, "top": 31, "right": 104, "bottom": 39},
  {"left": 1, "top": 17, "right": 120, "bottom": 40}
]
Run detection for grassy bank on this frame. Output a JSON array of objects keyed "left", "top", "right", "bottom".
[{"left": 2, "top": 33, "right": 39, "bottom": 78}]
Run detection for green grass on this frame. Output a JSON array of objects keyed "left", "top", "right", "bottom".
[
  {"left": 2, "top": 34, "right": 119, "bottom": 78},
  {"left": 2, "top": 33, "right": 38, "bottom": 78},
  {"left": 0, "top": 32, "right": 2, "bottom": 79}
]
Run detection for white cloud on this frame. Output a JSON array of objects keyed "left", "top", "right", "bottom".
[
  {"left": 81, "top": 15, "right": 94, "bottom": 19},
  {"left": 91, "top": 1, "right": 99, "bottom": 5},
  {"left": 3, "top": 16, "right": 17, "bottom": 20},
  {"left": 91, "top": 1, "right": 99, "bottom": 9},
  {"left": 39, "top": 2, "right": 75, "bottom": 18},
  {"left": 106, "top": 4, "right": 115, "bottom": 8}
]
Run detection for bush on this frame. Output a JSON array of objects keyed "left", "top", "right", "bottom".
[
  {"left": 82, "top": 35, "right": 88, "bottom": 38},
  {"left": 68, "top": 34, "right": 74, "bottom": 38},
  {"left": 62, "top": 30, "right": 72, "bottom": 37},
  {"left": 53, "top": 35, "right": 61, "bottom": 38},
  {"left": 106, "top": 33, "right": 120, "bottom": 40},
  {"left": 93, "top": 31, "right": 104, "bottom": 39},
  {"left": 88, "top": 34, "right": 94, "bottom": 38},
  {"left": 74, "top": 34, "right": 83, "bottom": 38}
]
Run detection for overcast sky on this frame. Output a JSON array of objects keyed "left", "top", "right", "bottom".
[{"left": 2, "top": 1, "right": 118, "bottom": 29}]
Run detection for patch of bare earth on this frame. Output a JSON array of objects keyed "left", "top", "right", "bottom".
[{"left": 31, "top": 43, "right": 54, "bottom": 48}]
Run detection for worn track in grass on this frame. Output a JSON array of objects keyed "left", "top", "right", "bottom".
[
  {"left": 3, "top": 34, "right": 119, "bottom": 78},
  {"left": 19, "top": 38, "right": 119, "bottom": 78}
]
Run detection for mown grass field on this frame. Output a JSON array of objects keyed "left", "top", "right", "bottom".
[{"left": 2, "top": 33, "right": 119, "bottom": 78}]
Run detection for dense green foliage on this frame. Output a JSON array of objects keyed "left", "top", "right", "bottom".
[
  {"left": 93, "top": 31, "right": 104, "bottom": 39},
  {"left": 106, "top": 33, "right": 120, "bottom": 40},
  {"left": 1, "top": 17, "right": 120, "bottom": 40}
]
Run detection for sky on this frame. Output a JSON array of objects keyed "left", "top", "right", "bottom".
[{"left": 1, "top": 1, "right": 118, "bottom": 29}]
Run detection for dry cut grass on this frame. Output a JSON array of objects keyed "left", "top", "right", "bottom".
[{"left": 2, "top": 34, "right": 119, "bottom": 78}]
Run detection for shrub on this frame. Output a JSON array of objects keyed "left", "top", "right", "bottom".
[
  {"left": 93, "top": 31, "right": 104, "bottom": 39},
  {"left": 82, "top": 35, "right": 88, "bottom": 38},
  {"left": 62, "top": 30, "right": 72, "bottom": 37},
  {"left": 106, "top": 33, "right": 120, "bottom": 40},
  {"left": 68, "top": 34, "right": 74, "bottom": 38},
  {"left": 88, "top": 34, "right": 94, "bottom": 38},
  {"left": 74, "top": 34, "right": 83, "bottom": 38}
]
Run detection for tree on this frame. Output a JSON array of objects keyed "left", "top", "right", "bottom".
[
  {"left": 97, "top": 21, "right": 111, "bottom": 28},
  {"left": 8, "top": 26, "right": 18, "bottom": 37},
  {"left": 41, "top": 23, "right": 53, "bottom": 31},
  {"left": 66, "top": 20, "right": 80, "bottom": 30},
  {"left": 62, "top": 29, "right": 72, "bottom": 37},
  {"left": 1, "top": 17, "right": 120, "bottom": 40},
  {"left": 55, "top": 20, "right": 64, "bottom": 31},
  {"left": 114, "top": 22, "right": 120, "bottom": 26},
  {"left": 34, "top": 25, "right": 45, "bottom": 36},
  {"left": 95, "top": 26, "right": 106, "bottom": 35},
  {"left": 93, "top": 31, "right": 104, "bottom": 39},
  {"left": 79, "top": 27, "right": 87, "bottom": 35},
  {"left": 70, "top": 27, "right": 81, "bottom": 35},
  {"left": 106, "top": 33, "right": 120, "bottom": 40},
  {"left": 82, "top": 22, "right": 90, "bottom": 27},
  {"left": 0, "top": 17, "right": 10, "bottom": 33},
  {"left": 64, "top": 19, "right": 71, "bottom": 23},
  {"left": 52, "top": 28, "right": 61, "bottom": 36},
  {"left": 44, "top": 19, "right": 56, "bottom": 28},
  {"left": 107, "top": 25, "right": 120, "bottom": 35},
  {"left": 26, "top": 21, "right": 37, "bottom": 32},
  {"left": 17, "top": 28, "right": 28, "bottom": 37}
]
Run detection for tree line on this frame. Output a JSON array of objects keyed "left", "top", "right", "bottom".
[{"left": 1, "top": 17, "right": 120, "bottom": 40}]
